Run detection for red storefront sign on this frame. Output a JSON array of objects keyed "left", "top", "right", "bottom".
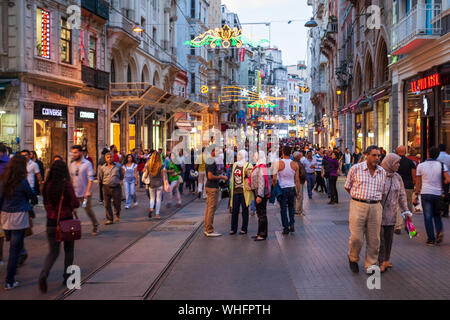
[{"left": 410, "top": 73, "right": 440, "bottom": 93}]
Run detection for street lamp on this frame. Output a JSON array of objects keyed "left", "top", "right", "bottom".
[
  {"left": 133, "top": 25, "right": 144, "bottom": 33},
  {"left": 304, "top": 17, "right": 318, "bottom": 28}
]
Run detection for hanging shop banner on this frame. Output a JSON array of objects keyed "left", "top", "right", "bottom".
[
  {"left": 76, "top": 108, "right": 97, "bottom": 121},
  {"left": 34, "top": 101, "right": 67, "bottom": 120}
]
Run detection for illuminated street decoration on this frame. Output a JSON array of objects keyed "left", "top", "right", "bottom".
[
  {"left": 40, "top": 9, "right": 51, "bottom": 58},
  {"left": 247, "top": 99, "right": 278, "bottom": 109},
  {"left": 184, "top": 25, "right": 269, "bottom": 49},
  {"left": 259, "top": 91, "right": 267, "bottom": 100},
  {"left": 219, "top": 86, "right": 285, "bottom": 104},
  {"left": 271, "top": 86, "right": 282, "bottom": 97}
]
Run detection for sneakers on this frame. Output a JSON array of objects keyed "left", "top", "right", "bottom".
[
  {"left": 125, "top": 205, "right": 130, "bottom": 209},
  {"left": 4, "top": 281, "right": 19, "bottom": 290},
  {"left": 92, "top": 225, "right": 99, "bottom": 236},
  {"left": 204, "top": 232, "right": 222, "bottom": 237},
  {"left": 436, "top": 232, "right": 444, "bottom": 244},
  {"left": 133, "top": 202, "right": 138, "bottom": 207}
]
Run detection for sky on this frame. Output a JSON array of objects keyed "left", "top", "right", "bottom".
[{"left": 221, "top": 0, "right": 312, "bottom": 66}]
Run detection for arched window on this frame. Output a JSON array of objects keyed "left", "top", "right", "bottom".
[{"left": 127, "top": 64, "right": 132, "bottom": 83}]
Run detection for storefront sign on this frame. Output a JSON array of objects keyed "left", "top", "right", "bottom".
[
  {"left": 34, "top": 102, "right": 67, "bottom": 120},
  {"left": 42, "top": 108, "right": 62, "bottom": 117},
  {"left": 410, "top": 73, "right": 440, "bottom": 93},
  {"left": 76, "top": 108, "right": 97, "bottom": 121}
]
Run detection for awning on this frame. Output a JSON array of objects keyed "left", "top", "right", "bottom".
[
  {"left": 341, "top": 97, "right": 363, "bottom": 113},
  {"left": 372, "top": 89, "right": 388, "bottom": 102},
  {"left": 110, "top": 82, "right": 208, "bottom": 117}
]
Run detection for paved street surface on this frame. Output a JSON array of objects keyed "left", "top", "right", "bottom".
[
  {"left": 1, "top": 178, "right": 450, "bottom": 300},
  {"left": 153, "top": 178, "right": 450, "bottom": 300}
]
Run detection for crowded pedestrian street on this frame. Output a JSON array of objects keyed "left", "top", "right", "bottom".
[
  {"left": 1, "top": 174, "right": 449, "bottom": 300},
  {"left": 1, "top": 0, "right": 450, "bottom": 308}
]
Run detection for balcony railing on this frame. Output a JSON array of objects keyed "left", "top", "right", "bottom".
[
  {"left": 81, "top": 0, "right": 109, "bottom": 20},
  {"left": 82, "top": 65, "right": 110, "bottom": 90},
  {"left": 391, "top": 3, "right": 442, "bottom": 53}
]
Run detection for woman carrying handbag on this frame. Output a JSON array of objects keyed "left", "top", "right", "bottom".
[{"left": 39, "top": 160, "right": 80, "bottom": 293}]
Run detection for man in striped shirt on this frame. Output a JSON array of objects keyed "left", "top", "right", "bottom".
[
  {"left": 314, "top": 148, "right": 327, "bottom": 193},
  {"left": 344, "top": 145, "right": 386, "bottom": 274}
]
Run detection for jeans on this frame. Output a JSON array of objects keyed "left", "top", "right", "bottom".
[
  {"left": 280, "top": 187, "right": 296, "bottom": 232},
  {"left": 421, "top": 194, "right": 443, "bottom": 242},
  {"left": 5, "top": 228, "right": 26, "bottom": 285},
  {"left": 139, "top": 171, "right": 144, "bottom": 188},
  {"left": 197, "top": 172, "right": 207, "bottom": 198},
  {"left": 329, "top": 175, "right": 338, "bottom": 203},
  {"left": 124, "top": 180, "right": 137, "bottom": 207},
  {"left": 149, "top": 186, "right": 163, "bottom": 215},
  {"left": 40, "top": 226, "right": 74, "bottom": 282},
  {"left": 325, "top": 177, "right": 331, "bottom": 196},
  {"left": 306, "top": 173, "right": 316, "bottom": 198},
  {"left": 231, "top": 193, "right": 249, "bottom": 233},
  {"left": 250, "top": 199, "right": 256, "bottom": 213},
  {"left": 76, "top": 196, "right": 98, "bottom": 230},
  {"left": 169, "top": 180, "right": 181, "bottom": 204},
  {"left": 345, "top": 163, "right": 352, "bottom": 176}
]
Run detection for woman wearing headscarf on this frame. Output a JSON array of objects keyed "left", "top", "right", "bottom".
[
  {"left": 250, "top": 151, "right": 270, "bottom": 241},
  {"left": 379, "top": 153, "right": 412, "bottom": 272},
  {"left": 229, "top": 150, "right": 253, "bottom": 235}
]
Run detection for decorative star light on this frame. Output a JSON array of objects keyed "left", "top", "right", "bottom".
[
  {"left": 271, "top": 87, "right": 282, "bottom": 97},
  {"left": 259, "top": 91, "right": 267, "bottom": 100},
  {"left": 251, "top": 86, "right": 257, "bottom": 92},
  {"left": 241, "top": 88, "right": 249, "bottom": 97}
]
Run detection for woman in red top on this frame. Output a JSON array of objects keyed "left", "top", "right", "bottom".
[{"left": 39, "top": 160, "right": 80, "bottom": 293}]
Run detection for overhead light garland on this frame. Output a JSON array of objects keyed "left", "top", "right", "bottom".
[
  {"left": 247, "top": 99, "right": 278, "bottom": 109},
  {"left": 184, "top": 25, "right": 269, "bottom": 49}
]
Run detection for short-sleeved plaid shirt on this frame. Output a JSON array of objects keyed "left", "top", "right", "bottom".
[{"left": 344, "top": 161, "right": 386, "bottom": 201}]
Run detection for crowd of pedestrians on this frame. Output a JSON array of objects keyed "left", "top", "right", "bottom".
[{"left": 0, "top": 136, "right": 449, "bottom": 291}]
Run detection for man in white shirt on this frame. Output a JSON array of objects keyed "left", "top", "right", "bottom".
[
  {"left": 301, "top": 150, "right": 317, "bottom": 199},
  {"left": 20, "top": 150, "right": 42, "bottom": 192},
  {"left": 415, "top": 146, "right": 450, "bottom": 245},
  {"left": 344, "top": 148, "right": 352, "bottom": 176}
]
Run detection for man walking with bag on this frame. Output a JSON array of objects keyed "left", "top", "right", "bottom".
[{"left": 344, "top": 145, "right": 386, "bottom": 273}]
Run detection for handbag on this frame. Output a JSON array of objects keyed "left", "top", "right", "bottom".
[
  {"left": 142, "top": 170, "right": 151, "bottom": 185},
  {"left": 55, "top": 193, "right": 82, "bottom": 242}
]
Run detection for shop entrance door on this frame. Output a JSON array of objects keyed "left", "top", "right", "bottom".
[
  {"left": 421, "top": 117, "right": 435, "bottom": 161},
  {"left": 51, "top": 127, "right": 67, "bottom": 163}
]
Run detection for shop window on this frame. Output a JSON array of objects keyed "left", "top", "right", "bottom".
[
  {"left": 36, "top": 8, "right": 51, "bottom": 59},
  {"left": 89, "top": 36, "right": 97, "bottom": 69},
  {"left": 355, "top": 113, "right": 363, "bottom": 151},
  {"left": 60, "top": 18, "right": 72, "bottom": 64},
  {"left": 365, "top": 110, "right": 375, "bottom": 147},
  {"left": 34, "top": 119, "right": 67, "bottom": 169},
  {"left": 406, "top": 86, "right": 422, "bottom": 157}
]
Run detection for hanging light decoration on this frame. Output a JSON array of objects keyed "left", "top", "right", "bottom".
[{"left": 184, "top": 25, "right": 269, "bottom": 49}]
